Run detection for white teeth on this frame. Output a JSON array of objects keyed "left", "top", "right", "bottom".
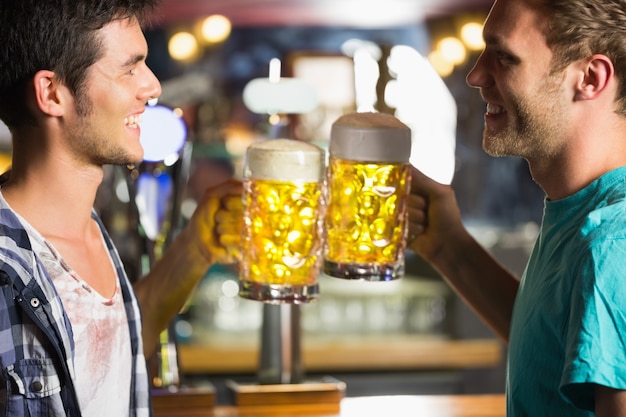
[
  {"left": 486, "top": 103, "right": 505, "bottom": 115},
  {"left": 124, "top": 115, "right": 142, "bottom": 128}
]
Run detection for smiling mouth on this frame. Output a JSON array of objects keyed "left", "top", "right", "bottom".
[
  {"left": 486, "top": 103, "right": 506, "bottom": 115},
  {"left": 124, "top": 115, "right": 142, "bottom": 128}
]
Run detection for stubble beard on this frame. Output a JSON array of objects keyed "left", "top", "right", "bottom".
[
  {"left": 74, "top": 92, "right": 141, "bottom": 168},
  {"left": 482, "top": 71, "right": 567, "bottom": 162}
]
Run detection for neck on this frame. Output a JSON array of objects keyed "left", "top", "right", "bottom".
[
  {"left": 524, "top": 92, "right": 626, "bottom": 200},
  {"left": 528, "top": 126, "right": 626, "bottom": 201},
  {"left": 2, "top": 145, "right": 105, "bottom": 240}
]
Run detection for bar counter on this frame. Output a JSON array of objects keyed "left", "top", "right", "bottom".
[{"left": 153, "top": 393, "right": 506, "bottom": 417}]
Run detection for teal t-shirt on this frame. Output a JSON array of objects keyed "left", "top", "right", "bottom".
[{"left": 508, "top": 167, "right": 626, "bottom": 416}]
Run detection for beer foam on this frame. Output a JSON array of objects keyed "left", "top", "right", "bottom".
[
  {"left": 333, "top": 112, "right": 410, "bottom": 129},
  {"left": 331, "top": 112, "right": 412, "bottom": 162},
  {"left": 245, "top": 138, "right": 325, "bottom": 182}
]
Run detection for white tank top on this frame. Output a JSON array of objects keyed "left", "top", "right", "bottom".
[{"left": 22, "top": 219, "right": 132, "bottom": 417}]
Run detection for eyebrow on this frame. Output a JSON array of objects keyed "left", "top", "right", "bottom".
[
  {"left": 483, "top": 33, "right": 503, "bottom": 47},
  {"left": 122, "top": 53, "right": 146, "bottom": 69}
]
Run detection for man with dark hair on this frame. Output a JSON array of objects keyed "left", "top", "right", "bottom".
[
  {"left": 0, "top": 1, "right": 241, "bottom": 415},
  {"left": 408, "top": 0, "right": 626, "bottom": 415}
]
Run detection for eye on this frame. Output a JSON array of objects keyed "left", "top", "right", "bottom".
[
  {"left": 497, "top": 52, "right": 510, "bottom": 60},
  {"left": 123, "top": 63, "right": 139, "bottom": 76},
  {"left": 496, "top": 50, "right": 518, "bottom": 65}
]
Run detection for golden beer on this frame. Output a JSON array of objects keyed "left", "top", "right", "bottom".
[
  {"left": 324, "top": 112, "right": 412, "bottom": 281},
  {"left": 239, "top": 139, "right": 325, "bottom": 303},
  {"left": 325, "top": 159, "right": 410, "bottom": 262}
]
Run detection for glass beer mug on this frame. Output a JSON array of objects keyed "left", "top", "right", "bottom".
[
  {"left": 324, "top": 112, "right": 412, "bottom": 281},
  {"left": 239, "top": 139, "right": 326, "bottom": 303}
]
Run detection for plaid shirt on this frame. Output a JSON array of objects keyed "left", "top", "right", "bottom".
[{"left": 0, "top": 196, "right": 152, "bottom": 417}]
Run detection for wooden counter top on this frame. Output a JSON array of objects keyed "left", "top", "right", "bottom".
[
  {"left": 179, "top": 337, "right": 503, "bottom": 374},
  {"left": 153, "top": 394, "right": 506, "bottom": 417}
]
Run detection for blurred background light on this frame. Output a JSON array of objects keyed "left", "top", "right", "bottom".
[
  {"left": 437, "top": 36, "right": 467, "bottom": 66},
  {"left": 168, "top": 31, "right": 199, "bottom": 61},
  {"left": 200, "top": 14, "right": 232, "bottom": 44},
  {"left": 428, "top": 49, "right": 455, "bottom": 78},
  {"left": 460, "top": 22, "right": 485, "bottom": 51},
  {"left": 140, "top": 104, "right": 187, "bottom": 163}
]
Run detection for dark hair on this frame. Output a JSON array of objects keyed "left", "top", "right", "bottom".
[
  {"left": 540, "top": 0, "right": 626, "bottom": 116},
  {"left": 0, "top": 0, "right": 159, "bottom": 128}
]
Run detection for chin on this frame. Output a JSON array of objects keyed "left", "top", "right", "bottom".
[{"left": 125, "top": 149, "right": 145, "bottom": 166}]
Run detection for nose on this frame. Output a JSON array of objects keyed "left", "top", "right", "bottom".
[
  {"left": 141, "top": 65, "right": 162, "bottom": 102},
  {"left": 466, "top": 51, "right": 492, "bottom": 89}
]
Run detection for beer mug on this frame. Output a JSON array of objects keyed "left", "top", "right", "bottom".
[
  {"left": 324, "top": 112, "right": 412, "bottom": 281},
  {"left": 239, "top": 139, "right": 326, "bottom": 303}
]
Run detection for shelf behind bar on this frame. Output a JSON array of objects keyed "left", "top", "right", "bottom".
[{"left": 178, "top": 337, "right": 503, "bottom": 374}]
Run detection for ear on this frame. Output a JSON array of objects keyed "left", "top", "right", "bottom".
[
  {"left": 32, "top": 70, "right": 66, "bottom": 117},
  {"left": 574, "top": 54, "right": 614, "bottom": 101}
]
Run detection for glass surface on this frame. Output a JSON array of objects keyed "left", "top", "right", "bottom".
[
  {"left": 239, "top": 139, "right": 325, "bottom": 303},
  {"left": 324, "top": 157, "right": 410, "bottom": 281}
]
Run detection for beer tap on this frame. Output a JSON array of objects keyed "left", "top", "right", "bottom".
[{"left": 241, "top": 58, "right": 318, "bottom": 386}]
